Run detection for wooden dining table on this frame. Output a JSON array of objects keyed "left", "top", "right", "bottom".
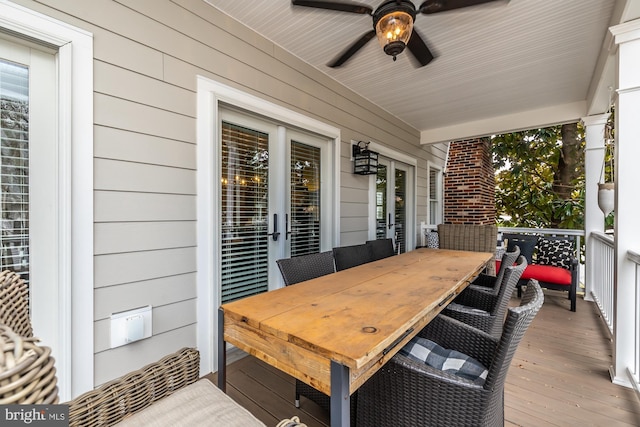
[{"left": 217, "top": 247, "right": 493, "bottom": 427}]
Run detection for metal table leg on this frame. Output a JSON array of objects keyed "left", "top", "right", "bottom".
[
  {"left": 330, "top": 360, "right": 350, "bottom": 427},
  {"left": 217, "top": 308, "right": 226, "bottom": 392}
]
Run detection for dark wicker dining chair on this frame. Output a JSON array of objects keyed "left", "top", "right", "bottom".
[
  {"left": 275, "top": 251, "right": 341, "bottom": 411},
  {"left": 366, "top": 238, "right": 396, "bottom": 261},
  {"left": 332, "top": 244, "right": 373, "bottom": 271},
  {"left": 276, "top": 251, "right": 335, "bottom": 286},
  {"left": 469, "top": 245, "right": 520, "bottom": 295},
  {"left": 443, "top": 255, "right": 527, "bottom": 338},
  {"left": 356, "top": 280, "right": 544, "bottom": 427}
]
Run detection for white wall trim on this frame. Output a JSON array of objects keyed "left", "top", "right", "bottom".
[
  {"left": 196, "top": 76, "right": 341, "bottom": 375},
  {"left": 360, "top": 141, "right": 418, "bottom": 250},
  {"left": 426, "top": 160, "right": 444, "bottom": 226},
  {"left": 0, "top": 0, "right": 94, "bottom": 400},
  {"left": 366, "top": 141, "right": 418, "bottom": 167}
]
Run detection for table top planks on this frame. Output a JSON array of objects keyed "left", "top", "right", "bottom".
[{"left": 221, "top": 248, "right": 493, "bottom": 372}]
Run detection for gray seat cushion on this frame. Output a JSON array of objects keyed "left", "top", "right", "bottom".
[{"left": 116, "top": 379, "right": 266, "bottom": 426}]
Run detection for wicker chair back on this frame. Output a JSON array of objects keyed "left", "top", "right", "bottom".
[
  {"left": 484, "top": 280, "right": 544, "bottom": 389},
  {"left": 437, "top": 224, "right": 497, "bottom": 253},
  {"left": 366, "top": 239, "right": 396, "bottom": 261},
  {"left": 0, "top": 270, "right": 33, "bottom": 338},
  {"left": 276, "top": 251, "right": 335, "bottom": 286},
  {"left": 493, "top": 245, "right": 521, "bottom": 293},
  {"left": 444, "top": 255, "right": 527, "bottom": 337},
  {"left": 332, "top": 244, "right": 373, "bottom": 271}
]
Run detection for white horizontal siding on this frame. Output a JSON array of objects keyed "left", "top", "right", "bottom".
[
  {"left": 94, "top": 28, "right": 164, "bottom": 80},
  {"left": 94, "top": 221, "right": 195, "bottom": 255},
  {"left": 95, "top": 159, "right": 195, "bottom": 194},
  {"left": 94, "top": 126, "right": 195, "bottom": 169},
  {"left": 94, "top": 273, "right": 197, "bottom": 320},
  {"left": 94, "top": 93, "right": 194, "bottom": 143},
  {"left": 94, "top": 247, "right": 197, "bottom": 288},
  {"left": 341, "top": 202, "right": 369, "bottom": 218},
  {"left": 94, "top": 60, "right": 195, "bottom": 117},
  {"left": 95, "top": 191, "right": 195, "bottom": 222}
]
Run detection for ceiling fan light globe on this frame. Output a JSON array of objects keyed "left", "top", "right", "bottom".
[{"left": 375, "top": 10, "right": 414, "bottom": 54}]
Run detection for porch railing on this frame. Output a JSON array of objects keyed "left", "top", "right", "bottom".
[{"left": 589, "top": 231, "right": 615, "bottom": 335}]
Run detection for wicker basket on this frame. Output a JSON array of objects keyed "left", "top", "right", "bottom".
[{"left": 0, "top": 324, "right": 59, "bottom": 404}]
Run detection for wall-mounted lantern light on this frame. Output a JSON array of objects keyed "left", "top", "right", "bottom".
[{"left": 352, "top": 141, "right": 379, "bottom": 175}]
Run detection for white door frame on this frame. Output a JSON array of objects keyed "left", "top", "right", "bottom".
[
  {"left": 0, "top": 0, "right": 94, "bottom": 400},
  {"left": 364, "top": 142, "right": 417, "bottom": 251},
  {"left": 196, "top": 77, "right": 341, "bottom": 376}
]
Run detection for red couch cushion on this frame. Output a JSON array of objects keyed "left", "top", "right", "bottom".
[{"left": 495, "top": 260, "right": 571, "bottom": 286}]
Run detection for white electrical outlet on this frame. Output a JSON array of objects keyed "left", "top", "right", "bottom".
[{"left": 110, "top": 306, "right": 152, "bottom": 348}]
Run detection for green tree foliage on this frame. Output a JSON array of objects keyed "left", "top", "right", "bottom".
[{"left": 491, "top": 123, "right": 585, "bottom": 229}]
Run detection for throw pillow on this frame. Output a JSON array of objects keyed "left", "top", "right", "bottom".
[
  {"left": 400, "top": 336, "right": 488, "bottom": 384},
  {"left": 425, "top": 231, "right": 439, "bottom": 248},
  {"left": 537, "top": 237, "right": 573, "bottom": 270},
  {"left": 503, "top": 234, "right": 538, "bottom": 264}
]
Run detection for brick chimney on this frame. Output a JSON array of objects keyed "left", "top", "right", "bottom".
[{"left": 444, "top": 138, "right": 496, "bottom": 225}]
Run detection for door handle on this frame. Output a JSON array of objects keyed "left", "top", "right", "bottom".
[
  {"left": 267, "top": 213, "right": 280, "bottom": 241},
  {"left": 388, "top": 213, "right": 394, "bottom": 229}
]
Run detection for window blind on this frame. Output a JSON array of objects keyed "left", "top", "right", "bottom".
[
  {"left": 394, "top": 169, "right": 407, "bottom": 254},
  {"left": 220, "top": 122, "right": 269, "bottom": 303},
  {"left": 429, "top": 167, "right": 438, "bottom": 224},
  {"left": 290, "top": 141, "right": 320, "bottom": 257},
  {"left": 0, "top": 59, "right": 29, "bottom": 283},
  {"left": 376, "top": 164, "right": 388, "bottom": 239}
]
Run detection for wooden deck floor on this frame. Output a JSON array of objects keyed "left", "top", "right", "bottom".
[{"left": 210, "top": 290, "right": 640, "bottom": 426}]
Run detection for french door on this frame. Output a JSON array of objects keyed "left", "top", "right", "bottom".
[
  {"left": 375, "top": 157, "right": 411, "bottom": 254},
  {"left": 219, "top": 109, "right": 330, "bottom": 302},
  {"left": 0, "top": 37, "right": 60, "bottom": 358}
]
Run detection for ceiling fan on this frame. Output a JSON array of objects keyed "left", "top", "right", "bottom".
[{"left": 292, "top": 0, "right": 504, "bottom": 68}]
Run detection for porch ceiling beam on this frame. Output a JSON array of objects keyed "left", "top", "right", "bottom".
[{"left": 419, "top": 101, "right": 586, "bottom": 145}]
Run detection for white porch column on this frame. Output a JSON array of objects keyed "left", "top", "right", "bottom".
[
  {"left": 581, "top": 114, "right": 610, "bottom": 301},
  {"left": 610, "top": 19, "right": 640, "bottom": 387}
]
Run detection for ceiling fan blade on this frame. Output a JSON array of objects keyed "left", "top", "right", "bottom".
[
  {"left": 291, "top": 0, "right": 373, "bottom": 15},
  {"left": 328, "top": 30, "right": 376, "bottom": 68},
  {"left": 406, "top": 30, "right": 434, "bottom": 67},
  {"left": 418, "top": 0, "right": 505, "bottom": 14}
]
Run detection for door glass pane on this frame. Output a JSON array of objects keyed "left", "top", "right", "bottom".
[
  {"left": 290, "top": 141, "right": 320, "bottom": 257},
  {"left": 376, "top": 164, "right": 388, "bottom": 239},
  {"left": 220, "top": 122, "right": 269, "bottom": 303},
  {"left": 0, "top": 59, "right": 29, "bottom": 281},
  {"left": 429, "top": 167, "right": 438, "bottom": 224},
  {"left": 395, "top": 169, "right": 406, "bottom": 254}
]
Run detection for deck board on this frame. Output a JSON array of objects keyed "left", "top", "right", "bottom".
[{"left": 210, "top": 290, "right": 640, "bottom": 426}]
